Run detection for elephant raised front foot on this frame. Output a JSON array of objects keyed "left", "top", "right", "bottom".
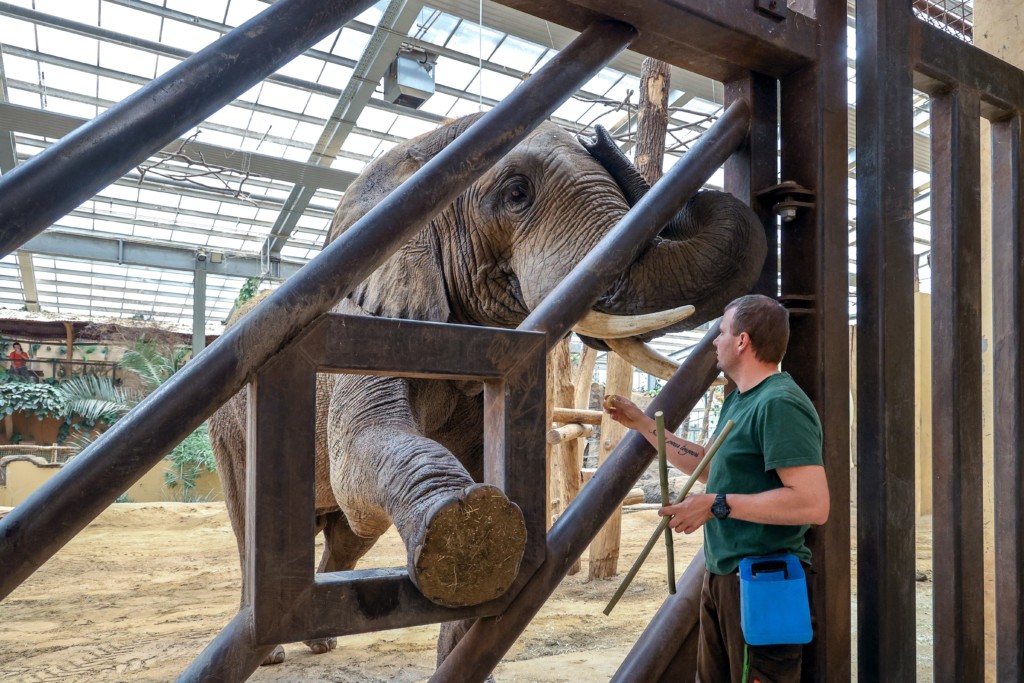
[{"left": 409, "top": 483, "right": 526, "bottom": 608}]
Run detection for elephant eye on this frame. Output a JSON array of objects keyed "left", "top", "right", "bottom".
[{"left": 503, "top": 178, "right": 533, "bottom": 212}]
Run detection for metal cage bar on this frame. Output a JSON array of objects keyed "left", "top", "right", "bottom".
[
  {"left": 929, "top": 86, "right": 985, "bottom": 683},
  {"left": 855, "top": 0, "right": 919, "bottom": 679},
  {"left": 990, "top": 115, "right": 1024, "bottom": 682}
]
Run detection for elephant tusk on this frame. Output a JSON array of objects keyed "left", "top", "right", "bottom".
[
  {"left": 606, "top": 338, "right": 681, "bottom": 382},
  {"left": 572, "top": 305, "right": 695, "bottom": 340}
]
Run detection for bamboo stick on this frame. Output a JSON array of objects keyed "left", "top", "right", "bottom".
[
  {"left": 655, "top": 411, "right": 676, "bottom": 594},
  {"left": 604, "top": 419, "right": 735, "bottom": 615}
]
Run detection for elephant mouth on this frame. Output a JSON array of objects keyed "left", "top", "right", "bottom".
[{"left": 571, "top": 306, "right": 694, "bottom": 381}]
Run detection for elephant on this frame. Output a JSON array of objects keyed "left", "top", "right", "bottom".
[{"left": 208, "top": 113, "right": 767, "bottom": 668}]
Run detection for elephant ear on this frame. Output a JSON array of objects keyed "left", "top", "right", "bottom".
[{"left": 326, "top": 113, "right": 485, "bottom": 323}]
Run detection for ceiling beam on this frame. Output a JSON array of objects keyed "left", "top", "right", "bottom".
[
  {"left": 21, "top": 231, "right": 304, "bottom": 280},
  {"left": 0, "top": 102, "right": 356, "bottom": 192},
  {"left": 16, "top": 251, "right": 39, "bottom": 311},
  {"left": 264, "top": 0, "right": 423, "bottom": 258}
]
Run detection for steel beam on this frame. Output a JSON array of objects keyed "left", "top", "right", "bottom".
[
  {"left": 992, "top": 114, "right": 1024, "bottom": 683},
  {"left": 0, "top": 17, "right": 637, "bottom": 603},
  {"left": 192, "top": 269, "right": 207, "bottom": 353},
  {"left": 930, "top": 86, "right": 984, "bottom": 683},
  {"left": 490, "top": 0, "right": 815, "bottom": 82},
  {"left": 913, "top": 20, "right": 1023, "bottom": 119},
  {"left": 778, "top": 0, "right": 851, "bottom": 678},
  {"left": 21, "top": 232, "right": 301, "bottom": 280},
  {"left": 855, "top": 0, "right": 918, "bottom": 679},
  {"left": 0, "top": 103, "right": 356, "bottom": 193}
]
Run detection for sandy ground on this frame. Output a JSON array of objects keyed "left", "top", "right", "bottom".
[
  {"left": 0, "top": 493, "right": 942, "bottom": 682},
  {"left": 0, "top": 502, "right": 708, "bottom": 683}
]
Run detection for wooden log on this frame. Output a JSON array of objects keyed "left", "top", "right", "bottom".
[
  {"left": 573, "top": 346, "right": 598, "bottom": 410},
  {"left": 547, "top": 339, "right": 573, "bottom": 526},
  {"left": 589, "top": 351, "right": 633, "bottom": 579},
  {"left": 622, "top": 488, "right": 646, "bottom": 506},
  {"left": 546, "top": 423, "right": 594, "bottom": 444},
  {"left": 552, "top": 407, "right": 604, "bottom": 425}
]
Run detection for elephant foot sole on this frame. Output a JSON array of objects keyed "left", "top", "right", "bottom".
[
  {"left": 261, "top": 645, "right": 286, "bottom": 666},
  {"left": 412, "top": 484, "right": 527, "bottom": 608},
  {"left": 304, "top": 636, "right": 337, "bottom": 654}
]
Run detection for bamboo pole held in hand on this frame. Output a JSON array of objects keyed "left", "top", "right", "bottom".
[
  {"left": 655, "top": 411, "right": 676, "bottom": 595},
  {"left": 604, "top": 419, "right": 735, "bottom": 615}
]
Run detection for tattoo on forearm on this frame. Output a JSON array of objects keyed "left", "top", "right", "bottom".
[{"left": 648, "top": 429, "right": 700, "bottom": 459}]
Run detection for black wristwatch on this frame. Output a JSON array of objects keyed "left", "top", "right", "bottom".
[{"left": 711, "top": 493, "right": 731, "bottom": 520}]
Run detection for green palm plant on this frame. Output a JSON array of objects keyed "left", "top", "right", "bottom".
[
  {"left": 116, "top": 341, "right": 189, "bottom": 391},
  {"left": 58, "top": 374, "right": 142, "bottom": 423}
]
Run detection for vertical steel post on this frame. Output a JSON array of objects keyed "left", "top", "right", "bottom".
[
  {"left": 779, "top": 0, "right": 850, "bottom": 679},
  {"left": 855, "top": 0, "right": 918, "bottom": 679},
  {"left": 991, "top": 114, "right": 1024, "bottom": 683},
  {"left": 930, "top": 86, "right": 984, "bottom": 682}
]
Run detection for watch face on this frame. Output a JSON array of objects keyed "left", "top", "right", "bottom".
[{"left": 712, "top": 495, "right": 730, "bottom": 519}]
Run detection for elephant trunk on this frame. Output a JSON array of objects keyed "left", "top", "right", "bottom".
[{"left": 596, "top": 189, "right": 767, "bottom": 338}]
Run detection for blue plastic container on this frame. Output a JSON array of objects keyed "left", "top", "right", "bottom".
[{"left": 738, "top": 553, "right": 812, "bottom": 646}]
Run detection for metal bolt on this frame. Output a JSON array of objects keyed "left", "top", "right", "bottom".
[{"left": 780, "top": 206, "right": 797, "bottom": 222}]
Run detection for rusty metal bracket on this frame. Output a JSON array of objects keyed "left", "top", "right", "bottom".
[
  {"left": 757, "top": 180, "right": 816, "bottom": 222},
  {"left": 755, "top": 0, "right": 788, "bottom": 21}
]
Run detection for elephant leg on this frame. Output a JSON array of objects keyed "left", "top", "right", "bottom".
[
  {"left": 301, "top": 511, "right": 381, "bottom": 655},
  {"left": 437, "top": 620, "right": 495, "bottom": 681},
  {"left": 329, "top": 375, "right": 527, "bottom": 609}
]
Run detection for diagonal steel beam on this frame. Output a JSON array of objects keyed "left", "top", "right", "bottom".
[{"left": 263, "top": 0, "right": 423, "bottom": 259}]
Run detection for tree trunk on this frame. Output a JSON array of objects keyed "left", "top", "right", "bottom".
[
  {"left": 573, "top": 347, "right": 598, "bottom": 411},
  {"left": 634, "top": 58, "right": 671, "bottom": 185},
  {"left": 589, "top": 352, "right": 633, "bottom": 579}
]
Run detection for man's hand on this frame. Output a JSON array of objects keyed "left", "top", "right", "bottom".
[
  {"left": 602, "top": 394, "right": 646, "bottom": 431},
  {"left": 660, "top": 493, "right": 714, "bottom": 534}
]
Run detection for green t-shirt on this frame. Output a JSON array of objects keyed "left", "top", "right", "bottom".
[{"left": 703, "top": 372, "right": 823, "bottom": 575}]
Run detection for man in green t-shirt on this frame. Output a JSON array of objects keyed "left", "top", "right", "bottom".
[{"left": 604, "top": 294, "right": 829, "bottom": 683}]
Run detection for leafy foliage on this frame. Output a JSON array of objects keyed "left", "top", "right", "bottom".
[
  {"left": 57, "top": 374, "right": 141, "bottom": 423},
  {"left": 117, "top": 341, "right": 189, "bottom": 392},
  {"left": 1, "top": 381, "right": 66, "bottom": 419},
  {"left": 234, "top": 277, "right": 261, "bottom": 308},
  {"left": 164, "top": 423, "right": 217, "bottom": 501}
]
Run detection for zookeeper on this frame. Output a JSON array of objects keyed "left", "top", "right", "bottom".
[{"left": 604, "top": 293, "right": 830, "bottom": 683}]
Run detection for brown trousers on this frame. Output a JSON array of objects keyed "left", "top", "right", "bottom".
[{"left": 695, "top": 570, "right": 806, "bottom": 683}]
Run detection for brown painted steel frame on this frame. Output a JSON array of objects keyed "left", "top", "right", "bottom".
[
  {"left": 859, "top": 2, "right": 1024, "bottom": 681},
  {"left": 247, "top": 314, "right": 547, "bottom": 645}
]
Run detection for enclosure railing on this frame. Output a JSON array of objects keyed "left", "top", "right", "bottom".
[
  {"left": 857, "top": 3, "right": 1024, "bottom": 681},
  {"left": 0, "top": 358, "right": 120, "bottom": 384}
]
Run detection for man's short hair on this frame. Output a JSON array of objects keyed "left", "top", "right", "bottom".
[{"left": 724, "top": 294, "right": 789, "bottom": 364}]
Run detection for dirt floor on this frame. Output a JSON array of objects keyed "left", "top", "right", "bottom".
[{"left": 0, "top": 493, "right": 941, "bottom": 682}]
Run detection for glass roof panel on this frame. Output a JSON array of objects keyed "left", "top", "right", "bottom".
[
  {"left": 101, "top": 3, "right": 163, "bottom": 42},
  {"left": 413, "top": 9, "right": 460, "bottom": 45},
  {"left": 489, "top": 36, "right": 547, "bottom": 73}
]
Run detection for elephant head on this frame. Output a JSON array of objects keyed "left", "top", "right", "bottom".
[{"left": 327, "top": 114, "right": 767, "bottom": 353}]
